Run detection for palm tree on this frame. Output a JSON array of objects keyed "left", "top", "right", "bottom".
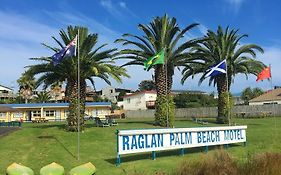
[
  {"left": 27, "top": 26, "right": 128, "bottom": 131},
  {"left": 34, "top": 91, "right": 51, "bottom": 103},
  {"left": 17, "top": 71, "right": 36, "bottom": 103},
  {"left": 181, "top": 26, "right": 265, "bottom": 124},
  {"left": 115, "top": 14, "right": 199, "bottom": 127}
]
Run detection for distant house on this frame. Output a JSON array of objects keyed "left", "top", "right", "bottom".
[
  {"left": 232, "top": 92, "right": 244, "bottom": 105},
  {"left": 48, "top": 85, "right": 96, "bottom": 102},
  {"left": 49, "top": 87, "right": 65, "bottom": 102},
  {"left": 249, "top": 88, "right": 281, "bottom": 105},
  {"left": 0, "top": 84, "right": 15, "bottom": 101},
  {"left": 96, "top": 86, "right": 133, "bottom": 103},
  {"left": 122, "top": 91, "right": 157, "bottom": 110},
  {"left": 0, "top": 102, "right": 111, "bottom": 122},
  {"left": 233, "top": 96, "right": 244, "bottom": 105},
  {"left": 85, "top": 86, "right": 96, "bottom": 102}
]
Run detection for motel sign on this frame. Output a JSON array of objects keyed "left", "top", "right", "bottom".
[{"left": 116, "top": 126, "right": 247, "bottom": 165}]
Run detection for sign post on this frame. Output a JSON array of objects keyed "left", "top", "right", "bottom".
[{"left": 116, "top": 126, "right": 247, "bottom": 165}]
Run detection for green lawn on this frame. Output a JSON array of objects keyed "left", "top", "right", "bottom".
[{"left": 0, "top": 117, "right": 281, "bottom": 175}]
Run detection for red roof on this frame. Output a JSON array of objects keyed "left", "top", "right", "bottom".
[{"left": 123, "top": 90, "right": 157, "bottom": 98}]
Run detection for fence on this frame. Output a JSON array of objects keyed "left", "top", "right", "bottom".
[{"left": 125, "top": 104, "right": 281, "bottom": 118}]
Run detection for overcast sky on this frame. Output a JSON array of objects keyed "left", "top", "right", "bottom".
[{"left": 0, "top": 0, "right": 280, "bottom": 93}]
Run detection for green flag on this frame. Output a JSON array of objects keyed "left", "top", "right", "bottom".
[{"left": 144, "top": 49, "right": 165, "bottom": 71}]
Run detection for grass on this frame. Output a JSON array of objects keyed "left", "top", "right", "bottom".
[{"left": 0, "top": 117, "right": 281, "bottom": 174}]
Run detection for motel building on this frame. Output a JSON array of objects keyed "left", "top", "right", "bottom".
[{"left": 0, "top": 102, "right": 111, "bottom": 122}]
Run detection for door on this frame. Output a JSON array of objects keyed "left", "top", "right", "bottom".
[{"left": 27, "top": 111, "right": 32, "bottom": 121}]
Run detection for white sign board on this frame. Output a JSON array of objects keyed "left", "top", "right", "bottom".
[{"left": 117, "top": 126, "right": 247, "bottom": 155}]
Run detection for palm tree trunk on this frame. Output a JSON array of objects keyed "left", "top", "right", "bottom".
[
  {"left": 155, "top": 65, "right": 169, "bottom": 95},
  {"left": 216, "top": 75, "right": 229, "bottom": 124},
  {"left": 66, "top": 79, "right": 86, "bottom": 132},
  {"left": 154, "top": 65, "right": 175, "bottom": 127}
]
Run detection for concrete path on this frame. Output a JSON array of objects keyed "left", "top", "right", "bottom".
[{"left": 0, "top": 127, "right": 19, "bottom": 137}]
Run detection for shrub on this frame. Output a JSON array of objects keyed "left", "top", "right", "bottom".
[
  {"left": 175, "top": 150, "right": 237, "bottom": 175},
  {"left": 241, "top": 152, "right": 281, "bottom": 175},
  {"left": 175, "top": 150, "right": 281, "bottom": 175}
]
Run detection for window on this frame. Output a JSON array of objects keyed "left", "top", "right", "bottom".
[
  {"left": 31, "top": 111, "right": 41, "bottom": 117},
  {"left": 92, "top": 109, "right": 98, "bottom": 117},
  {"left": 13, "top": 112, "right": 23, "bottom": 118},
  {"left": 45, "top": 110, "right": 56, "bottom": 117},
  {"left": 263, "top": 102, "right": 278, "bottom": 105},
  {"left": 0, "top": 112, "right": 6, "bottom": 118}
]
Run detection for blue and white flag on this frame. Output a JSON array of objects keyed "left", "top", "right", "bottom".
[
  {"left": 205, "top": 59, "right": 227, "bottom": 77},
  {"left": 52, "top": 35, "right": 77, "bottom": 66}
]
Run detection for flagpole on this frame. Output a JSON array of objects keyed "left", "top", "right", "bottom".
[
  {"left": 269, "top": 64, "right": 273, "bottom": 90},
  {"left": 77, "top": 29, "right": 80, "bottom": 161},
  {"left": 165, "top": 51, "right": 169, "bottom": 128},
  {"left": 269, "top": 64, "right": 277, "bottom": 144}
]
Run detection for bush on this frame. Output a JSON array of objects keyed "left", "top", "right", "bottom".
[
  {"left": 175, "top": 150, "right": 281, "bottom": 175},
  {"left": 241, "top": 152, "right": 281, "bottom": 175},
  {"left": 175, "top": 150, "right": 237, "bottom": 175}
]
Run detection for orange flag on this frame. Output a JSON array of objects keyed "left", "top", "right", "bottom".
[{"left": 256, "top": 66, "right": 271, "bottom": 81}]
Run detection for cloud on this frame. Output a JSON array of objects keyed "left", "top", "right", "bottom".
[
  {"left": 0, "top": 10, "right": 58, "bottom": 90},
  {"left": 0, "top": 11, "right": 57, "bottom": 44},
  {"left": 224, "top": 0, "right": 245, "bottom": 13},
  {"left": 197, "top": 23, "right": 208, "bottom": 35},
  {"left": 1, "top": 5, "right": 279, "bottom": 95},
  {"left": 259, "top": 46, "right": 281, "bottom": 82},
  {"left": 100, "top": 0, "right": 123, "bottom": 17},
  {"left": 0, "top": 9, "right": 122, "bottom": 91},
  {"left": 119, "top": 1, "right": 126, "bottom": 8},
  {"left": 43, "top": 10, "right": 121, "bottom": 47},
  {"left": 171, "top": 45, "right": 281, "bottom": 94},
  {"left": 100, "top": 0, "right": 139, "bottom": 20},
  {"left": 227, "top": 46, "right": 281, "bottom": 93}
]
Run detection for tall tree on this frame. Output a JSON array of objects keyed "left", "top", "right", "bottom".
[
  {"left": 34, "top": 91, "right": 51, "bottom": 103},
  {"left": 138, "top": 80, "right": 156, "bottom": 91},
  {"left": 174, "top": 93, "right": 217, "bottom": 108},
  {"left": 115, "top": 14, "right": 199, "bottom": 127},
  {"left": 27, "top": 26, "right": 128, "bottom": 131},
  {"left": 241, "top": 87, "right": 264, "bottom": 104},
  {"left": 181, "top": 26, "right": 265, "bottom": 123},
  {"left": 17, "top": 71, "right": 36, "bottom": 103}
]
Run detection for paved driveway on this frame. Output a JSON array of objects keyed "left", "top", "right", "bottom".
[{"left": 0, "top": 127, "right": 19, "bottom": 137}]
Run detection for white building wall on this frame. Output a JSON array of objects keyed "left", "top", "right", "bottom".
[
  {"left": 0, "top": 85, "right": 13, "bottom": 92},
  {"left": 123, "top": 92, "right": 157, "bottom": 110},
  {"left": 101, "top": 86, "right": 119, "bottom": 102},
  {"left": 117, "top": 101, "right": 124, "bottom": 108},
  {"left": 0, "top": 85, "right": 15, "bottom": 100},
  {"left": 249, "top": 100, "right": 281, "bottom": 105},
  {"left": 144, "top": 93, "right": 157, "bottom": 102}
]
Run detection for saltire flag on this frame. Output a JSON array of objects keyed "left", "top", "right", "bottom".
[
  {"left": 144, "top": 49, "right": 165, "bottom": 71},
  {"left": 205, "top": 59, "right": 227, "bottom": 77},
  {"left": 256, "top": 66, "right": 271, "bottom": 81},
  {"left": 52, "top": 35, "right": 77, "bottom": 66}
]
